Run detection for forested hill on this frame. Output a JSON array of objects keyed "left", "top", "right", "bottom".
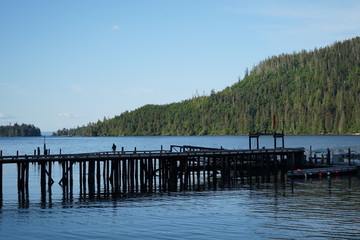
[
  {"left": 54, "top": 37, "right": 360, "bottom": 136},
  {"left": 0, "top": 124, "right": 41, "bottom": 137}
]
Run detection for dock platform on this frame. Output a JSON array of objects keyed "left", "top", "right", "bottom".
[{"left": 287, "top": 165, "right": 359, "bottom": 178}]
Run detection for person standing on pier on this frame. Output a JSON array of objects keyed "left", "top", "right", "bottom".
[{"left": 112, "top": 143, "right": 116, "bottom": 152}]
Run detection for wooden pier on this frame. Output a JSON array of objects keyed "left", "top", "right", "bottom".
[{"left": 0, "top": 145, "right": 305, "bottom": 202}]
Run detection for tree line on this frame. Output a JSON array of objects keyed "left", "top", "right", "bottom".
[
  {"left": 53, "top": 37, "right": 360, "bottom": 136},
  {"left": 0, "top": 123, "right": 41, "bottom": 137}
]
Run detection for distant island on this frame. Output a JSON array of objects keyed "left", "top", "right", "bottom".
[
  {"left": 0, "top": 123, "right": 41, "bottom": 137},
  {"left": 54, "top": 37, "right": 360, "bottom": 136}
]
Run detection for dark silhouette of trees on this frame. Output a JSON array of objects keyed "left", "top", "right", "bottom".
[{"left": 0, "top": 123, "right": 41, "bottom": 137}]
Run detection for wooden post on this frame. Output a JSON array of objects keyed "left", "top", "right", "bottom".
[
  {"left": 112, "top": 160, "right": 118, "bottom": 194},
  {"left": 40, "top": 162, "right": 46, "bottom": 203},
  {"left": 207, "top": 157, "right": 211, "bottom": 188},
  {"left": 197, "top": 156, "right": 200, "bottom": 189},
  {"left": 0, "top": 162, "right": 2, "bottom": 199},
  {"left": 192, "top": 158, "right": 195, "bottom": 190},
  {"left": 69, "top": 161, "right": 73, "bottom": 197},
  {"left": 212, "top": 157, "right": 217, "bottom": 190},
  {"left": 88, "top": 160, "right": 95, "bottom": 198},
  {"left": 159, "top": 158, "right": 162, "bottom": 191},
  {"left": 153, "top": 158, "right": 157, "bottom": 192},
  {"left": 97, "top": 160, "right": 101, "bottom": 195},
  {"left": 139, "top": 159, "right": 144, "bottom": 192},
  {"left": 62, "top": 161, "right": 66, "bottom": 196},
  {"left": 79, "top": 160, "right": 83, "bottom": 198},
  {"left": 122, "top": 159, "right": 127, "bottom": 193},
  {"left": 149, "top": 158, "right": 153, "bottom": 192},
  {"left": 130, "top": 159, "right": 135, "bottom": 193},
  {"left": 106, "top": 160, "right": 110, "bottom": 194},
  {"left": 348, "top": 148, "right": 351, "bottom": 166},
  {"left": 17, "top": 162, "right": 21, "bottom": 194},
  {"left": 135, "top": 159, "right": 139, "bottom": 192},
  {"left": 82, "top": 161, "right": 87, "bottom": 195},
  {"left": 274, "top": 134, "right": 277, "bottom": 149},
  {"left": 220, "top": 156, "right": 225, "bottom": 185},
  {"left": 65, "top": 161, "right": 69, "bottom": 196},
  {"left": 25, "top": 161, "right": 29, "bottom": 199},
  {"left": 184, "top": 159, "right": 188, "bottom": 190}
]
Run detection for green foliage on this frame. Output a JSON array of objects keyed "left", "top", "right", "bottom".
[
  {"left": 54, "top": 37, "right": 360, "bottom": 136},
  {"left": 0, "top": 123, "right": 41, "bottom": 137}
]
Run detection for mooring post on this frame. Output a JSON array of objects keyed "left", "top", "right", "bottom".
[
  {"left": 0, "top": 151, "right": 2, "bottom": 199},
  {"left": 348, "top": 148, "right": 351, "bottom": 166},
  {"left": 327, "top": 149, "right": 331, "bottom": 166}
]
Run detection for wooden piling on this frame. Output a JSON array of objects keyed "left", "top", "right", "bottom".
[
  {"left": 96, "top": 160, "right": 101, "bottom": 195},
  {"left": 40, "top": 162, "right": 46, "bottom": 203},
  {"left": 0, "top": 162, "right": 2, "bottom": 199}
]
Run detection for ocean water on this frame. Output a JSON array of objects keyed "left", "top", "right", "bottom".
[{"left": 1, "top": 135, "right": 360, "bottom": 239}]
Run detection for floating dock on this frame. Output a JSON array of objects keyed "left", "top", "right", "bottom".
[{"left": 287, "top": 165, "right": 359, "bottom": 178}]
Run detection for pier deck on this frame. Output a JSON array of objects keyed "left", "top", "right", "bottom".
[{"left": 0, "top": 145, "right": 305, "bottom": 203}]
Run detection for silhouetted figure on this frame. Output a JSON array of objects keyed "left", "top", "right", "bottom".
[{"left": 112, "top": 143, "right": 116, "bottom": 152}]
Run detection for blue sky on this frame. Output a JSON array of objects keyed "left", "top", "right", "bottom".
[{"left": 1, "top": 0, "right": 360, "bottom": 132}]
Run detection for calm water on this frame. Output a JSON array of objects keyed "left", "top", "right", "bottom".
[{"left": 1, "top": 135, "right": 360, "bottom": 239}]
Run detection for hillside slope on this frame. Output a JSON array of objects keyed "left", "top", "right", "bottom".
[{"left": 54, "top": 37, "right": 360, "bottom": 136}]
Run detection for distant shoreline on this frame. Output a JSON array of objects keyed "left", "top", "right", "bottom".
[{"left": 47, "top": 133, "right": 360, "bottom": 137}]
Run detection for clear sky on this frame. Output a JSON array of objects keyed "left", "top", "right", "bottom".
[{"left": 1, "top": 0, "right": 360, "bottom": 132}]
